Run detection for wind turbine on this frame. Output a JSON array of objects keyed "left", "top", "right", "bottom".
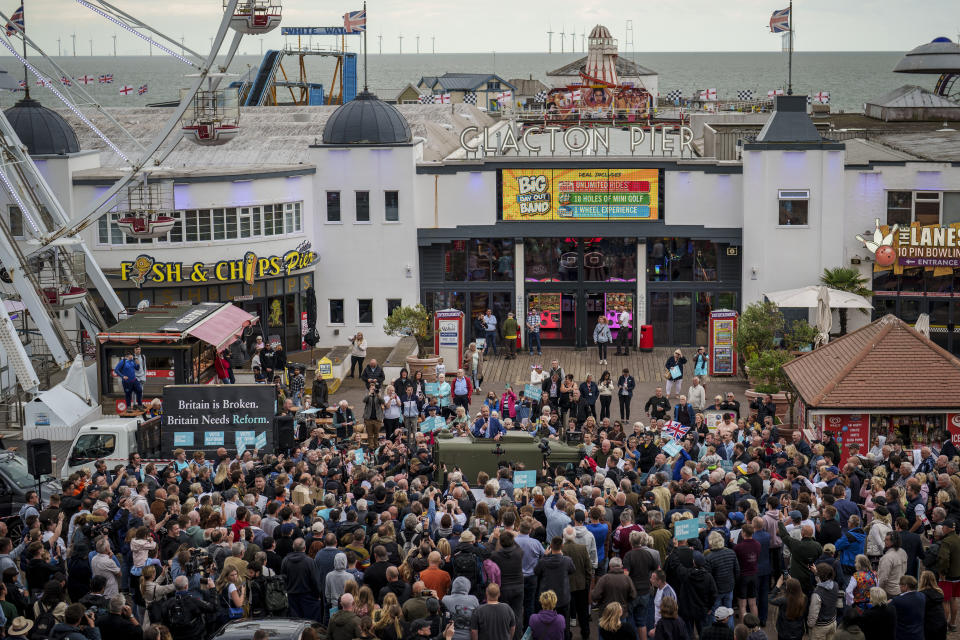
[
  {"left": 70, "top": 33, "right": 76, "bottom": 56},
  {"left": 378, "top": 34, "right": 382, "bottom": 54},
  {"left": 416, "top": 35, "right": 420, "bottom": 54},
  {"left": 560, "top": 25, "right": 564, "bottom": 54},
  {"left": 432, "top": 36, "right": 435, "bottom": 54},
  {"left": 547, "top": 25, "right": 553, "bottom": 53},
  {"left": 398, "top": 34, "right": 403, "bottom": 54}
]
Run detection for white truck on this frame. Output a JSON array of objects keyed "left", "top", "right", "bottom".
[{"left": 60, "top": 416, "right": 169, "bottom": 481}]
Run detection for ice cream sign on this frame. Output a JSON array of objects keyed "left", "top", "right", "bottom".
[
  {"left": 115, "top": 242, "right": 319, "bottom": 288},
  {"left": 857, "top": 219, "right": 960, "bottom": 268}
]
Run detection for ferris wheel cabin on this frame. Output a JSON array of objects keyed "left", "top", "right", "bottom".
[
  {"left": 180, "top": 89, "right": 241, "bottom": 146},
  {"left": 226, "top": 0, "right": 282, "bottom": 35},
  {"left": 116, "top": 181, "right": 178, "bottom": 239}
]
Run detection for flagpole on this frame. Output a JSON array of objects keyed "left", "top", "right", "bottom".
[
  {"left": 787, "top": 0, "right": 793, "bottom": 95},
  {"left": 21, "top": 2, "right": 29, "bottom": 99},
  {"left": 363, "top": 1, "right": 368, "bottom": 92}
]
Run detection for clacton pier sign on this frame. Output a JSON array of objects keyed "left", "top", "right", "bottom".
[{"left": 459, "top": 124, "right": 696, "bottom": 156}]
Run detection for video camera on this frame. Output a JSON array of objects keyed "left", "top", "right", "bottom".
[{"left": 184, "top": 548, "right": 213, "bottom": 575}]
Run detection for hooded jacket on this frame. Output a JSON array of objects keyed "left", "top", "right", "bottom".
[
  {"left": 534, "top": 552, "right": 574, "bottom": 607},
  {"left": 324, "top": 552, "right": 351, "bottom": 604},
  {"left": 49, "top": 624, "right": 101, "bottom": 640},
  {"left": 327, "top": 609, "right": 362, "bottom": 640},
  {"left": 834, "top": 527, "right": 866, "bottom": 567},
  {"left": 281, "top": 551, "right": 324, "bottom": 597},
  {"left": 491, "top": 544, "right": 524, "bottom": 594},
  {"left": 529, "top": 608, "right": 566, "bottom": 640},
  {"left": 442, "top": 576, "right": 480, "bottom": 640},
  {"left": 573, "top": 525, "right": 599, "bottom": 569}
]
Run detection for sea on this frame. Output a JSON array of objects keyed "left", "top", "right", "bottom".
[{"left": 0, "top": 51, "right": 918, "bottom": 114}]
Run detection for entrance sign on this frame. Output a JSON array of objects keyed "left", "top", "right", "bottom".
[
  {"left": 501, "top": 168, "right": 660, "bottom": 221},
  {"left": 162, "top": 384, "right": 276, "bottom": 454},
  {"left": 433, "top": 309, "right": 464, "bottom": 373},
  {"left": 461, "top": 124, "right": 694, "bottom": 156},
  {"left": 708, "top": 310, "right": 738, "bottom": 376}
]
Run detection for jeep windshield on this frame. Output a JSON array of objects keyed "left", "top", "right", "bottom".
[{"left": 0, "top": 453, "right": 55, "bottom": 488}]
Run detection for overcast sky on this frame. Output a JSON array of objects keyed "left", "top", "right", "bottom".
[{"left": 10, "top": 0, "right": 960, "bottom": 55}]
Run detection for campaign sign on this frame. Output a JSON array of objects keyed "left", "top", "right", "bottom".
[
  {"left": 674, "top": 519, "right": 700, "bottom": 540},
  {"left": 420, "top": 416, "right": 445, "bottom": 433},
  {"left": 698, "top": 511, "right": 715, "bottom": 525},
  {"left": 353, "top": 449, "right": 365, "bottom": 465},
  {"left": 235, "top": 431, "right": 256, "bottom": 450},
  {"left": 524, "top": 384, "right": 542, "bottom": 400},
  {"left": 514, "top": 470, "right": 537, "bottom": 488},
  {"left": 425, "top": 382, "right": 440, "bottom": 397},
  {"left": 162, "top": 384, "right": 276, "bottom": 454},
  {"left": 662, "top": 439, "right": 682, "bottom": 457}
]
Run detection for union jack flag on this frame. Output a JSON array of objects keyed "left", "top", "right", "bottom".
[
  {"left": 343, "top": 9, "right": 366, "bottom": 33},
  {"left": 138, "top": 84, "right": 148, "bottom": 95},
  {"left": 16, "top": 80, "right": 24, "bottom": 89},
  {"left": 35, "top": 78, "right": 51, "bottom": 88},
  {"left": 60, "top": 76, "right": 71, "bottom": 86},
  {"left": 663, "top": 420, "right": 690, "bottom": 441},
  {"left": 99, "top": 74, "right": 113, "bottom": 84},
  {"left": 119, "top": 84, "right": 133, "bottom": 95},
  {"left": 5, "top": 4, "right": 23, "bottom": 37},
  {"left": 78, "top": 75, "right": 95, "bottom": 85},
  {"left": 769, "top": 7, "right": 790, "bottom": 33},
  {"left": 433, "top": 93, "right": 450, "bottom": 104}
]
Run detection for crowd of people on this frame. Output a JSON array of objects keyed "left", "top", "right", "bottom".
[{"left": 11, "top": 340, "right": 960, "bottom": 640}]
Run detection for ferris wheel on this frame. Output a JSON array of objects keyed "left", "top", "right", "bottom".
[{"left": 0, "top": 0, "right": 282, "bottom": 393}]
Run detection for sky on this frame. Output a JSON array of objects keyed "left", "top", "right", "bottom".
[{"left": 6, "top": 0, "right": 960, "bottom": 56}]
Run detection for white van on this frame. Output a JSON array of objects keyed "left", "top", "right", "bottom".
[{"left": 60, "top": 416, "right": 169, "bottom": 481}]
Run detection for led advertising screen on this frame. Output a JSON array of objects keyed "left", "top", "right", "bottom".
[{"left": 501, "top": 168, "right": 660, "bottom": 221}]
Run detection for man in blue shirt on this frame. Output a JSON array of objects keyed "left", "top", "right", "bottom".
[
  {"left": 471, "top": 406, "right": 504, "bottom": 439},
  {"left": 525, "top": 307, "right": 542, "bottom": 356},
  {"left": 112, "top": 352, "right": 143, "bottom": 411},
  {"left": 483, "top": 309, "right": 498, "bottom": 356}
]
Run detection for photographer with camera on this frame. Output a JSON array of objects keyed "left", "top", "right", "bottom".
[
  {"left": 48, "top": 603, "right": 102, "bottom": 640},
  {"left": 158, "top": 575, "right": 217, "bottom": 640}
]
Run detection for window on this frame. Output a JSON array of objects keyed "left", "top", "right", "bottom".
[
  {"left": 446, "top": 239, "right": 516, "bottom": 282},
  {"left": 525, "top": 238, "right": 578, "bottom": 282},
  {"left": 387, "top": 298, "right": 402, "bottom": 318},
  {"left": 8, "top": 207, "right": 23, "bottom": 236},
  {"left": 329, "top": 299, "right": 344, "bottom": 324},
  {"left": 356, "top": 191, "right": 370, "bottom": 222},
  {"left": 385, "top": 191, "right": 399, "bottom": 222},
  {"left": 488, "top": 81, "right": 501, "bottom": 90},
  {"left": 239, "top": 207, "right": 252, "bottom": 238},
  {"left": 285, "top": 202, "right": 302, "bottom": 232},
  {"left": 167, "top": 211, "right": 183, "bottom": 243},
  {"left": 778, "top": 190, "right": 809, "bottom": 225},
  {"left": 915, "top": 192, "right": 941, "bottom": 226},
  {"left": 647, "top": 238, "right": 718, "bottom": 282},
  {"left": 213, "top": 208, "right": 226, "bottom": 240},
  {"left": 327, "top": 191, "right": 341, "bottom": 222},
  {"left": 358, "top": 299, "right": 373, "bottom": 324},
  {"left": 887, "top": 191, "right": 912, "bottom": 226}
]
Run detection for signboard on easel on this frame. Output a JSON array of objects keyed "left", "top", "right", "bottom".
[
  {"left": 433, "top": 309, "right": 464, "bottom": 372},
  {"left": 709, "top": 309, "right": 738, "bottom": 376}
]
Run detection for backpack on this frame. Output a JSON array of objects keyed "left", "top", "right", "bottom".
[
  {"left": 165, "top": 594, "right": 194, "bottom": 629},
  {"left": 30, "top": 603, "right": 57, "bottom": 640},
  {"left": 452, "top": 549, "right": 478, "bottom": 579},
  {"left": 263, "top": 575, "right": 289, "bottom": 615},
  {"left": 924, "top": 541, "right": 942, "bottom": 572}
]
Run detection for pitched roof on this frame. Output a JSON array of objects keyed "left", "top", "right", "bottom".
[
  {"left": 547, "top": 55, "right": 657, "bottom": 78},
  {"left": 866, "top": 84, "right": 960, "bottom": 109},
  {"left": 418, "top": 73, "right": 516, "bottom": 92},
  {"left": 507, "top": 78, "right": 549, "bottom": 96},
  {"left": 782, "top": 314, "right": 960, "bottom": 410}
]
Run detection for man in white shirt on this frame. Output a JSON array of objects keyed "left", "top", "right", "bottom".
[
  {"left": 483, "top": 309, "right": 498, "bottom": 356},
  {"left": 615, "top": 307, "right": 631, "bottom": 356},
  {"left": 651, "top": 569, "right": 677, "bottom": 627},
  {"left": 687, "top": 377, "right": 706, "bottom": 412}
]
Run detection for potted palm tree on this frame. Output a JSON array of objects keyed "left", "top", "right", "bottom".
[{"left": 819, "top": 267, "right": 872, "bottom": 336}]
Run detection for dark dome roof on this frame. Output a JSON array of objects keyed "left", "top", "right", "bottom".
[
  {"left": 322, "top": 90, "right": 411, "bottom": 145},
  {"left": 4, "top": 97, "right": 79, "bottom": 155}
]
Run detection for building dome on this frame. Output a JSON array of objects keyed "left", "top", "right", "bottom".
[
  {"left": 4, "top": 97, "right": 80, "bottom": 155},
  {"left": 589, "top": 25, "right": 613, "bottom": 40},
  {"left": 322, "top": 90, "right": 411, "bottom": 145},
  {"left": 894, "top": 37, "right": 960, "bottom": 74}
]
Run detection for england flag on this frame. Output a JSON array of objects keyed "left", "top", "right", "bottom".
[
  {"left": 768, "top": 89, "right": 785, "bottom": 98},
  {"left": 433, "top": 94, "right": 450, "bottom": 104},
  {"left": 814, "top": 91, "right": 830, "bottom": 104},
  {"left": 78, "top": 75, "right": 95, "bottom": 85},
  {"left": 119, "top": 84, "right": 133, "bottom": 95},
  {"left": 699, "top": 88, "right": 717, "bottom": 101},
  {"left": 496, "top": 90, "right": 512, "bottom": 103}
]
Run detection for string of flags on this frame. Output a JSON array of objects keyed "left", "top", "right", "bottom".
[
  {"left": 658, "top": 88, "right": 830, "bottom": 104},
  {"left": 11, "top": 72, "right": 142, "bottom": 95}
]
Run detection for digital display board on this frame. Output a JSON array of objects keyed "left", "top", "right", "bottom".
[{"left": 501, "top": 168, "right": 660, "bottom": 221}]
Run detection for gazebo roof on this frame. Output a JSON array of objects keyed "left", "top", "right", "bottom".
[{"left": 782, "top": 314, "right": 960, "bottom": 410}]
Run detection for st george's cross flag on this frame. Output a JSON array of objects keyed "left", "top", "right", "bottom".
[
  {"left": 78, "top": 75, "right": 95, "bottom": 85},
  {"left": 433, "top": 93, "right": 450, "bottom": 104},
  {"left": 814, "top": 91, "right": 830, "bottom": 104},
  {"left": 699, "top": 88, "right": 717, "bottom": 101},
  {"left": 343, "top": 9, "right": 366, "bottom": 33},
  {"left": 119, "top": 84, "right": 133, "bottom": 95}
]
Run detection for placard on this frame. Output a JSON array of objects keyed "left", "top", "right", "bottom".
[
  {"left": 662, "top": 439, "right": 682, "bottom": 457},
  {"left": 709, "top": 310, "right": 738, "bottom": 376},
  {"left": 424, "top": 382, "right": 440, "bottom": 397},
  {"left": 420, "top": 416, "right": 446, "bottom": 433},
  {"left": 704, "top": 412, "right": 723, "bottom": 432},
  {"left": 674, "top": 518, "right": 700, "bottom": 540},
  {"left": 317, "top": 357, "right": 334, "bottom": 380},
  {"left": 162, "top": 384, "right": 276, "bottom": 454},
  {"left": 949, "top": 414, "right": 960, "bottom": 445},
  {"left": 513, "top": 470, "right": 537, "bottom": 488},
  {"left": 524, "top": 384, "right": 542, "bottom": 400},
  {"left": 353, "top": 449, "right": 365, "bottom": 465},
  {"left": 697, "top": 511, "right": 715, "bottom": 525},
  {"left": 234, "top": 430, "right": 256, "bottom": 449}
]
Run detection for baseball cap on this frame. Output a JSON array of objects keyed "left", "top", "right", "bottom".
[
  {"left": 824, "top": 466, "right": 839, "bottom": 474},
  {"left": 311, "top": 521, "right": 324, "bottom": 534},
  {"left": 944, "top": 519, "right": 957, "bottom": 529},
  {"left": 789, "top": 510, "right": 802, "bottom": 520},
  {"left": 715, "top": 607, "right": 734, "bottom": 621},
  {"left": 729, "top": 512, "right": 745, "bottom": 523}
]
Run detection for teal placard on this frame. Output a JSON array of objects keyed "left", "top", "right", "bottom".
[
  {"left": 424, "top": 382, "right": 440, "bottom": 397},
  {"left": 662, "top": 439, "right": 682, "bottom": 457},
  {"left": 255, "top": 431, "right": 267, "bottom": 449},
  {"left": 513, "top": 470, "right": 537, "bottom": 488},
  {"left": 524, "top": 384, "right": 541, "bottom": 400},
  {"left": 204, "top": 431, "right": 225, "bottom": 446},
  {"left": 353, "top": 449, "right": 365, "bottom": 465},
  {"left": 173, "top": 432, "right": 194, "bottom": 447},
  {"left": 420, "top": 416, "right": 445, "bottom": 433},
  {"left": 674, "top": 519, "right": 700, "bottom": 540},
  {"left": 698, "top": 511, "right": 715, "bottom": 525},
  {"left": 234, "top": 431, "right": 255, "bottom": 450}
]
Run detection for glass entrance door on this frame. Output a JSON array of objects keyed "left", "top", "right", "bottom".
[
  {"left": 528, "top": 292, "right": 577, "bottom": 344},
  {"left": 585, "top": 292, "right": 635, "bottom": 344},
  {"left": 648, "top": 290, "right": 695, "bottom": 347}
]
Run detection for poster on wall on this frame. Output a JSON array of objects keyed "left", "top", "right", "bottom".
[
  {"left": 708, "top": 310, "right": 738, "bottom": 376},
  {"left": 501, "top": 168, "right": 660, "bottom": 221},
  {"left": 162, "top": 384, "right": 276, "bottom": 455},
  {"left": 948, "top": 413, "right": 960, "bottom": 445},
  {"left": 604, "top": 293, "right": 633, "bottom": 329},
  {"left": 824, "top": 414, "right": 869, "bottom": 467},
  {"left": 528, "top": 293, "right": 561, "bottom": 330}
]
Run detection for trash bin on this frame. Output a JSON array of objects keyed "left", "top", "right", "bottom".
[{"left": 638, "top": 324, "right": 654, "bottom": 352}]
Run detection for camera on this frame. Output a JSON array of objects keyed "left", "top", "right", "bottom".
[
  {"left": 81, "top": 519, "right": 115, "bottom": 540},
  {"left": 184, "top": 548, "right": 212, "bottom": 575},
  {"left": 538, "top": 440, "right": 552, "bottom": 458}
]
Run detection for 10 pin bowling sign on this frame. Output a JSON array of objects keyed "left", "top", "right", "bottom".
[{"left": 948, "top": 414, "right": 960, "bottom": 444}]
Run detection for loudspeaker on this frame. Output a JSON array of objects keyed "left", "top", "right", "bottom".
[
  {"left": 26, "top": 439, "right": 52, "bottom": 477},
  {"left": 275, "top": 416, "right": 295, "bottom": 451}
]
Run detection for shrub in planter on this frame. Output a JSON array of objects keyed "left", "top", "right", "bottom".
[{"left": 383, "top": 304, "right": 432, "bottom": 356}]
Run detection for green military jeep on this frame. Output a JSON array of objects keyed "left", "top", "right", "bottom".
[{"left": 432, "top": 430, "right": 583, "bottom": 484}]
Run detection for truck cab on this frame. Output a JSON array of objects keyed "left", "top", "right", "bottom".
[{"left": 60, "top": 417, "right": 165, "bottom": 481}]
